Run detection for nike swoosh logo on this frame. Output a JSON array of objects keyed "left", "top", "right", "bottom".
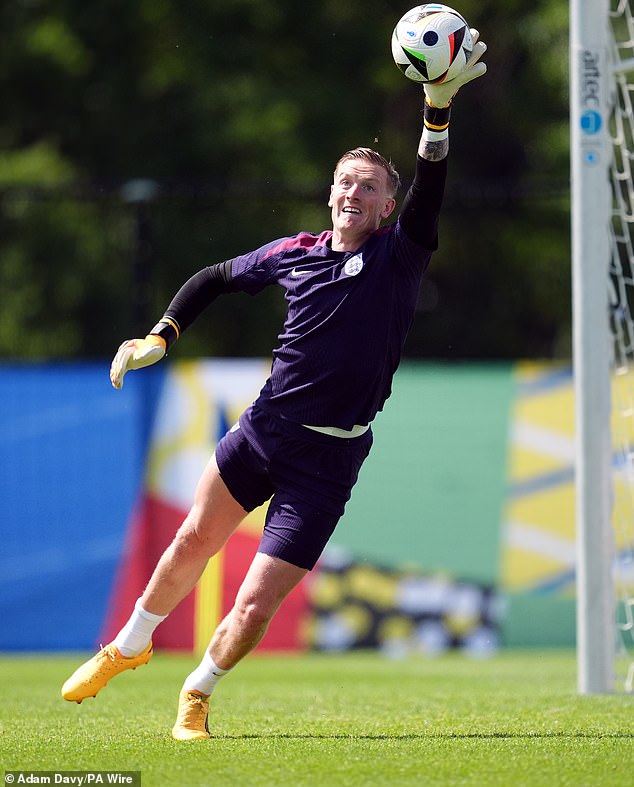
[{"left": 291, "top": 268, "right": 310, "bottom": 277}]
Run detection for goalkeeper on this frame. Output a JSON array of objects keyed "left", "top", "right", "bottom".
[{"left": 62, "top": 36, "right": 486, "bottom": 740}]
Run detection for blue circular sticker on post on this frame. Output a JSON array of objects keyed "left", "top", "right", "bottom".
[{"left": 580, "top": 110, "right": 602, "bottom": 134}]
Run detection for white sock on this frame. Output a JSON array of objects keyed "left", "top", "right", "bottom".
[
  {"left": 183, "top": 651, "right": 230, "bottom": 696},
  {"left": 113, "top": 600, "right": 167, "bottom": 657}
]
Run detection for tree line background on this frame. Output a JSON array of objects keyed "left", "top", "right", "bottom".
[{"left": 0, "top": 0, "right": 570, "bottom": 360}]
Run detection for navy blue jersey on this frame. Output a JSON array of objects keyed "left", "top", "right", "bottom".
[
  {"left": 229, "top": 221, "right": 431, "bottom": 429},
  {"left": 159, "top": 156, "right": 447, "bottom": 430}
]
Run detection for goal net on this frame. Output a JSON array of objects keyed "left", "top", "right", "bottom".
[
  {"left": 571, "top": 0, "right": 634, "bottom": 693},
  {"left": 608, "top": 0, "right": 634, "bottom": 693}
]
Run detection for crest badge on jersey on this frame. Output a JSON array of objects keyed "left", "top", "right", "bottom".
[{"left": 344, "top": 254, "right": 364, "bottom": 277}]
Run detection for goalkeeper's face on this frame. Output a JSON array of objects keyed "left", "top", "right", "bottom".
[{"left": 329, "top": 161, "right": 396, "bottom": 249}]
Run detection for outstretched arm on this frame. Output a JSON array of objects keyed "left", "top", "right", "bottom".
[
  {"left": 418, "top": 29, "right": 488, "bottom": 162},
  {"left": 110, "top": 260, "right": 235, "bottom": 388},
  {"left": 399, "top": 32, "right": 487, "bottom": 249}
]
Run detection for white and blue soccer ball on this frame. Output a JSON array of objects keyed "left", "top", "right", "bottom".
[{"left": 391, "top": 4, "right": 473, "bottom": 84}]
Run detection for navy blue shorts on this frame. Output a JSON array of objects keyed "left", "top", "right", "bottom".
[{"left": 215, "top": 404, "right": 373, "bottom": 570}]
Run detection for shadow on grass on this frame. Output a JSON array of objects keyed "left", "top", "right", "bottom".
[{"left": 214, "top": 731, "right": 634, "bottom": 741}]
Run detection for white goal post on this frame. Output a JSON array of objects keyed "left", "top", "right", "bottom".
[{"left": 571, "top": 0, "right": 634, "bottom": 694}]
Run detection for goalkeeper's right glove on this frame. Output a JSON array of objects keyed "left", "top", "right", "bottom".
[
  {"left": 423, "top": 29, "right": 488, "bottom": 108},
  {"left": 110, "top": 334, "right": 166, "bottom": 389}
]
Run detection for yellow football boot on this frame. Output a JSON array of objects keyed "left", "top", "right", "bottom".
[
  {"left": 171, "top": 689, "right": 211, "bottom": 741},
  {"left": 61, "top": 642, "right": 153, "bottom": 703}
]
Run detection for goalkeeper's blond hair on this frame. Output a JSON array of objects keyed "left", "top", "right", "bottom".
[{"left": 334, "top": 148, "right": 400, "bottom": 197}]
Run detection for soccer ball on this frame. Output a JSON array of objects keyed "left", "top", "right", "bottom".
[{"left": 391, "top": 4, "right": 473, "bottom": 84}]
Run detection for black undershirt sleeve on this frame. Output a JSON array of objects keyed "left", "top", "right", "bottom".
[
  {"left": 150, "top": 260, "right": 236, "bottom": 349},
  {"left": 164, "top": 259, "right": 236, "bottom": 333},
  {"left": 398, "top": 155, "right": 448, "bottom": 250}
]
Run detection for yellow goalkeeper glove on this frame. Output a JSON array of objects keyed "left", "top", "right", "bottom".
[
  {"left": 110, "top": 334, "right": 166, "bottom": 389},
  {"left": 424, "top": 29, "right": 488, "bottom": 108}
]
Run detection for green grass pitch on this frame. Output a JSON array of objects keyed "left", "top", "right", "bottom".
[{"left": 1, "top": 650, "right": 632, "bottom": 786}]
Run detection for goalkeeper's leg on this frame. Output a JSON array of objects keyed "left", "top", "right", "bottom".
[
  {"left": 61, "top": 456, "right": 248, "bottom": 703},
  {"left": 172, "top": 552, "right": 307, "bottom": 740}
]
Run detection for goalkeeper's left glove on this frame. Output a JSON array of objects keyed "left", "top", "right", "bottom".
[
  {"left": 109, "top": 334, "right": 166, "bottom": 389},
  {"left": 424, "top": 29, "right": 487, "bottom": 108}
]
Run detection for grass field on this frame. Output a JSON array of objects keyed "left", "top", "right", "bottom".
[{"left": 1, "top": 650, "right": 632, "bottom": 786}]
